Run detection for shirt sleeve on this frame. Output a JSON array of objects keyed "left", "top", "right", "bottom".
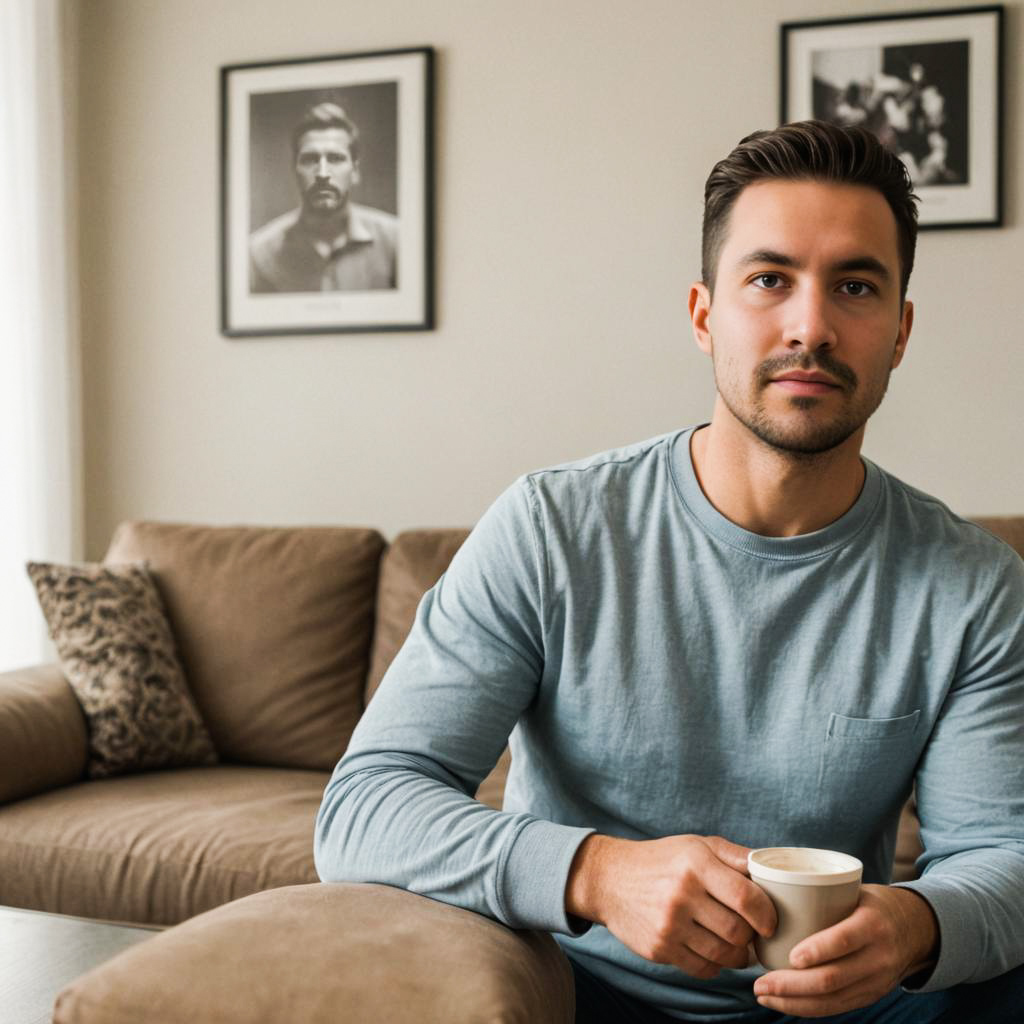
[
  {"left": 248, "top": 240, "right": 274, "bottom": 293},
  {"left": 313, "top": 477, "right": 594, "bottom": 934},
  {"left": 895, "top": 543, "right": 1024, "bottom": 990}
]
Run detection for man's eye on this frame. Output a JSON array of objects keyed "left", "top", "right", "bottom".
[
  {"left": 839, "top": 280, "right": 873, "bottom": 296},
  {"left": 753, "top": 273, "right": 784, "bottom": 289}
]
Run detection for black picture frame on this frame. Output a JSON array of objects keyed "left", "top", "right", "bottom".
[
  {"left": 220, "top": 46, "right": 434, "bottom": 336},
  {"left": 781, "top": 6, "right": 1003, "bottom": 229}
]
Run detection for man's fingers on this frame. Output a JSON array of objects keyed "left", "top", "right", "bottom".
[
  {"left": 702, "top": 835, "right": 754, "bottom": 874},
  {"left": 684, "top": 920, "right": 752, "bottom": 970},
  {"left": 664, "top": 945, "right": 725, "bottom": 981},
  {"left": 699, "top": 856, "right": 777, "bottom": 938},
  {"left": 759, "top": 966, "right": 851, "bottom": 998},
  {"left": 691, "top": 897, "right": 756, "bottom": 951},
  {"left": 756, "top": 949, "right": 873, "bottom": 999},
  {"left": 788, "top": 907, "right": 873, "bottom": 967},
  {"left": 753, "top": 950, "right": 882, "bottom": 1018},
  {"left": 755, "top": 979, "right": 880, "bottom": 1019}
]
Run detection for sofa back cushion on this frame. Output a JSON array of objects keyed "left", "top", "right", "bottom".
[
  {"left": 106, "top": 522, "right": 384, "bottom": 771},
  {"left": 365, "top": 528, "right": 470, "bottom": 704},
  {"left": 973, "top": 516, "right": 1024, "bottom": 559}
]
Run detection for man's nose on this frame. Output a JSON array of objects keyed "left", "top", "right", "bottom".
[
  {"left": 784, "top": 286, "right": 837, "bottom": 351},
  {"left": 315, "top": 156, "right": 330, "bottom": 178}
]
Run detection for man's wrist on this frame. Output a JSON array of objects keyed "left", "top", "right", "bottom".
[
  {"left": 891, "top": 886, "right": 940, "bottom": 981},
  {"left": 565, "top": 833, "right": 622, "bottom": 925}
]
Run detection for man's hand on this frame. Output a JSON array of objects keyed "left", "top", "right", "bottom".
[
  {"left": 752, "top": 884, "right": 939, "bottom": 1018},
  {"left": 565, "top": 834, "right": 776, "bottom": 979}
]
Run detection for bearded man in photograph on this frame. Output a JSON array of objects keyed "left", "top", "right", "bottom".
[{"left": 249, "top": 102, "right": 397, "bottom": 293}]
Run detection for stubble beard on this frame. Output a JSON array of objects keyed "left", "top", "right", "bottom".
[
  {"left": 298, "top": 187, "right": 352, "bottom": 242},
  {"left": 714, "top": 351, "right": 893, "bottom": 461},
  {"left": 301, "top": 181, "right": 348, "bottom": 220}
]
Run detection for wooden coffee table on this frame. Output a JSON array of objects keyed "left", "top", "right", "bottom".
[{"left": 0, "top": 905, "right": 160, "bottom": 1023}]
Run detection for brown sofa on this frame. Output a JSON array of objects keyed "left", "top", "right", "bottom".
[{"left": 1, "top": 515, "right": 1021, "bottom": 1023}]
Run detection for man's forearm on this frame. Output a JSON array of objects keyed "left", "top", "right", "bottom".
[
  {"left": 315, "top": 751, "right": 593, "bottom": 934},
  {"left": 891, "top": 887, "right": 940, "bottom": 983}
]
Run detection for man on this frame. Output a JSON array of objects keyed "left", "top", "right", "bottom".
[
  {"left": 315, "top": 121, "right": 1024, "bottom": 1021},
  {"left": 249, "top": 102, "right": 397, "bottom": 293}
]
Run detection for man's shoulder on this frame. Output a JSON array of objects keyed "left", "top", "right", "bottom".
[
  {"left": 515, "top": 432, "right": 684, "bottom": 536},
  {"left": 524, "top": 431, "right": 680, "bottom": 490},
  {"left": 249, "top": 208, "right": 301, "bottom": 255},
  {"left": 874, "top": 463, "right": 1022, "bottom": 572},
  {"left": 465, "top": 432, "right": 686, "bottom": 574},
  {"left": 349, "top": 203, "right": 399, "bottom": 241}
]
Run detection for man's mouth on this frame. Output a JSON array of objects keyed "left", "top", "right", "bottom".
[
  {"left": 308, "top": 185, "right": 341, "bottom": 202},
  {"left": 769, "top": 370, "right": 843, "bottom": 396}
]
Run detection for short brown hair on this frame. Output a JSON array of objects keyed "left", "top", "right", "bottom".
[
  {"left": 701, "top": 120, "right": 918, "bottom": 302},
  {"left": 292, "top": 102, "right": 360, "bottom": 162}
]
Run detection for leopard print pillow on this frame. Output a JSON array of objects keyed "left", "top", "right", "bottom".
[{"left": 26, "top": 561, "right": 218, "bottom": 778}]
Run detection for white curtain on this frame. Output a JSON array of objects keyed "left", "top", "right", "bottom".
[{"left": 0, "top": 0, "right": 82, "bottom": 671}]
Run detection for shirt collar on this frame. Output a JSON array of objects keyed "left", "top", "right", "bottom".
[
  {"left": 346, "top": 205, "right": 374, "bottom": 244},
  {"left": 294, "top": 204, "right": 374, "bottom": 258}
]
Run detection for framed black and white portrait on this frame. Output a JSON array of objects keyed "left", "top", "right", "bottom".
[
  {"left": 220, "top": 46, "right": 434, "bottom": 336},
  {"left": 781, "top": 7, "right": 1003, "bottom": 229}
]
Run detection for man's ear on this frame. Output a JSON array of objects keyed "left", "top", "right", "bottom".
[
  {"left": 352, "top": 161, "right": 361, "bottom": 187},
  {"left": 689, "top": 281, "right": 713, "bottom": 357},
  {"left": 892, "top": 299, "right": 914, "bottom": 369}
]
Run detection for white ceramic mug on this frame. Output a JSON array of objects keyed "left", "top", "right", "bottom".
[{"left": 747, "top": 847, "right": 863, "bottom": 971}]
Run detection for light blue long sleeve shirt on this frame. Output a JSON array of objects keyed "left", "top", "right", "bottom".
[{"left": 315, "top": 427, "right": 1024, "bottom": 1018}]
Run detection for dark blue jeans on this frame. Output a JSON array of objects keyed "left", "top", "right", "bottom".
[{"left": 570, "top": 957, "right": 1024, "bottom": 1023}]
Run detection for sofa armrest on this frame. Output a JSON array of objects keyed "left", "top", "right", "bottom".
[
  {"left": 0, "top": 663, "right": 87, "bottom": 803},
  {"left": 54, "top": 882, "right": 575, "bottom": 1024}
]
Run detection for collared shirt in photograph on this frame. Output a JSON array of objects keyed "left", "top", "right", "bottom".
[{"left": 249, "top": 203, "right": 398, "bottom": 293}]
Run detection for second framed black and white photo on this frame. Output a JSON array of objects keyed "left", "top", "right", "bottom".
[
  {"left": 221, "top": 46, "right": 434, "bottom": 336},
  {"left": 781, "top": 7, "right": 1003, "bottom": 229}
]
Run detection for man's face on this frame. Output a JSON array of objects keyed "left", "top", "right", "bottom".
[
  {"left": 294, "top": 128, "right": 360, "bottom": 216},
  {"left": 689, "top": 179, "right": 913, "bottom": 457}
]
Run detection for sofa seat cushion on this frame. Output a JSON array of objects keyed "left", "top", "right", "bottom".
[
  {"left": 54, "top": 882, "right": 575, "bottom": 1024},
  {"left": 0, "top": 765, "right": 326, "bottom": 926},
  {"left": 105, "top": 521, "right": 385, "bottom": 771}
]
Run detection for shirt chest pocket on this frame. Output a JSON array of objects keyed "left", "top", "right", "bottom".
[
  {"left": 826, "top": 710, "right": 921, "bottom": 741},
  {"left": 817, "top": 711, "right": 922, "bottom": 806}
]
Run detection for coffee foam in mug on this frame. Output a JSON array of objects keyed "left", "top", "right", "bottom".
[{"left": 748, "top": 847, "right": 862, "bottom": 886}]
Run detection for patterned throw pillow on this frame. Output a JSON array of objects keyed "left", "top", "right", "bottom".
[{"left": 26, "top": 561, "right": 218, "bottom": 778}]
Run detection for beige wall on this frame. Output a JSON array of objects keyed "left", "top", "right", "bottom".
[{"left": 77, "top": 0, "right": 1023, "bottom": 556}]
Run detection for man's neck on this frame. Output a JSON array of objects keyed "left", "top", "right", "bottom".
[
  {"left": 690, "top": 401, "right": 867, "bottom": 538},
  {"left": 299, "top": 206, "right": 350, "bottom": 244}
]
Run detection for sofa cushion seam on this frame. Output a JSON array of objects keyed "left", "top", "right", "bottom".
[{"left": 0, "top": 836, "right": 309, "bottom": 886}]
